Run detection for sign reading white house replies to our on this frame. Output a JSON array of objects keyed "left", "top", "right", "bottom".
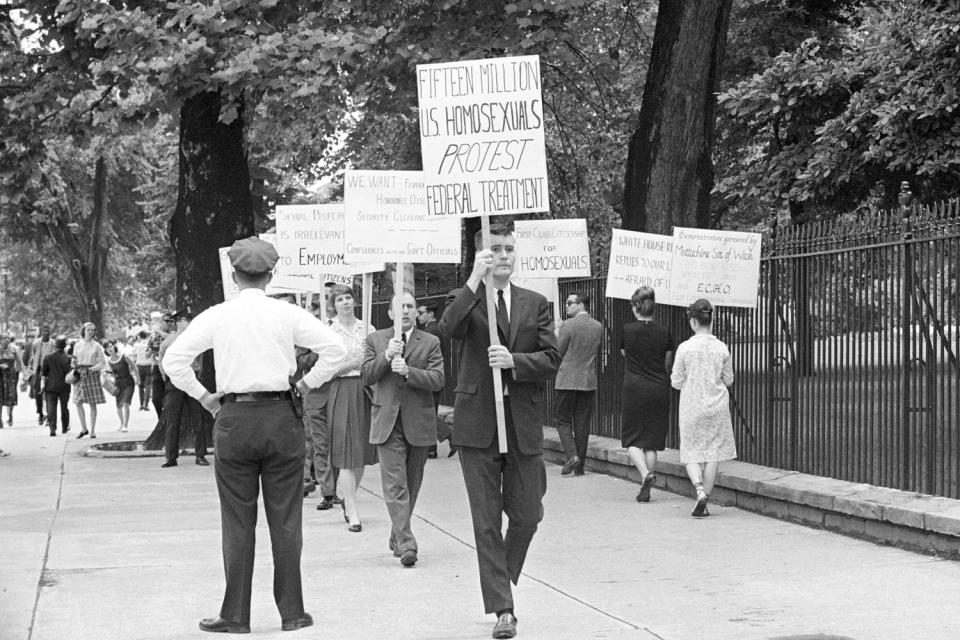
[
  {"left": 514, "top": 219, "right": 590, "bottom": 278},
  {"left": 343, "top": 170, "right": 461, "bottom": 264},
  {"left": 669, "top": 227, "right": 762, "bottom": 308},
  {"left": 275, "top": 204, "right": 382, "bottom": 277},
  {"left": 605, "top": 229, "right": 675, "bottom": 302},
  {"left": 416, "top": 55, "right": 549, "bottom": 217}
]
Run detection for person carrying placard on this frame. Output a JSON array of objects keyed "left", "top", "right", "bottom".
[{"left": 440, "top": 220, "right": 560, "bottom": 639}]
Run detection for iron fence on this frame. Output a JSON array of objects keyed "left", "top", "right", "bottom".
[{"left": 371, "top": 199, "right": 960, "bottom": 498}]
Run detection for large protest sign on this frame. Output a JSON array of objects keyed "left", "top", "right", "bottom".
[
  {"left": 513, "top": 219, "right": 590, "bottom": 278},
  {"left": 218, "top": 248, "right": 242, "bottom": 301},
  {"left": 669, "top": 227, "right": 762, "bottom": 308},
  {"left": 417, "top": 55, "right": 549, "bottom": 217},
  {"left": 605, "top": 230, "right": 675, "bottom": 303},
  {"left": 259, "top": 233, "right": 321, "bottom": 292},
  {"left": 343, "top": 170, "right": 461, "bottom": 263},
  {"left": 275, "top": 203, "right": 383, "bottom": 278}
]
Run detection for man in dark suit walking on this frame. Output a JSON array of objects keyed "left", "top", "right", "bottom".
[
  {"left": 554, "top": 292, "right": 604, "bottom": 476},
  {"left": 418, "top": 300, "right": 454, "bottom": 458},
  {"left": 440, "top": 221, "right": 560, "bottom": 639},
  {"left": 362, "top": 291, "right": 444, "bottom": 567},
  {"left": 41, "top": 337, "right": 72, "bottom": 436}
]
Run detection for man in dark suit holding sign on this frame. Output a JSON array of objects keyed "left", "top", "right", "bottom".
[{"left": 440, "top": 221, "right": 559, "bottom": 639}]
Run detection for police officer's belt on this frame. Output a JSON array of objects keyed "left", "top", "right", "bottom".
[{"left": 221, "top": 391, "right": 292, "bottom": 403}]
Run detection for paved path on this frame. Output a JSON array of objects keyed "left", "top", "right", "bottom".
[{"left": 1, "top": 402, "right": 959, "bottom": 640}]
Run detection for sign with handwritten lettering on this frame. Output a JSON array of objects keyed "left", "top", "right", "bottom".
[
  {"left": 416, "top": 55, "right": 549, "bottom": 217},
  {"left": 275, "top": 204, "right": 383, "bottom": 277},
  {"left": 343, "top": 170, "right": 461, "bottom": 263},
  {"left": 258, "top": 233, "right": 321, "bottom": 292},
  {"left": 668, "top": 227, "right": 762, "bottom": 308},
  {"left": 514, "top": 219, "right": 590, "bottom": 278},
  {"left": 605, "top": 229, "right": 676, "bottom": 303}
]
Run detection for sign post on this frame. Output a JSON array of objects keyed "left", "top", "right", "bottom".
[{"left": 362, "top": 272, "right": 373, "bottom": 339}]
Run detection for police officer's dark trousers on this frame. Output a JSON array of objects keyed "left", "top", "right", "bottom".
[{"left": 214, "top": 398, "right": 305, "bottom": 625}]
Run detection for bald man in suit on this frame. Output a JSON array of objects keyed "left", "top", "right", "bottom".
[{"left": 441, "top": 221, "right": 560, "bottom": 639}]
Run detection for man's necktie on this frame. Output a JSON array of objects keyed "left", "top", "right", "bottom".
[
  {"left": 496, "top": 289, "right": 510, "bottom": 344},
  {"left": 401, "top": 331, "right": 407, "bottom": 354}
]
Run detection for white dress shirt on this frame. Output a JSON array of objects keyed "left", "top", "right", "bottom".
[{"left": 161, "top": 288, "right": 348, "bottom": 400}]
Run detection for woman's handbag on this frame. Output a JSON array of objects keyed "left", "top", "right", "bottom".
[
  {"left": 65, "top": 369, "right": 79, "bottom": 385},
  {"left": 102, "top": 372, "right": 117, "bottom": 396}
]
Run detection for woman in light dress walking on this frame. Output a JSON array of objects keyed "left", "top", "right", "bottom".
[{"left": 670, "top": 299, "right": 735, "bottom": 518}]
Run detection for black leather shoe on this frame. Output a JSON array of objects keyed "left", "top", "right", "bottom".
[
  {"left": 348, "top": 523, "right": 362, "bottom": 533},
  {"left": 492, "top": 612, "right": 517, "bottom": 639},
  {"left": 316, "top": 496, "right": 334, "bottom": 510},
  {"left": 281, "top": 613, "right": 313, "bottom": 631},
  {"left": 400, "top": 549, "right": 418, "bottom": 567},
  {"left": 560, "top": 456, "right": 580, "bottom": 476},
  {"left": 427, "top": 450, "right": 438, "bottom": 459},
  {"left": 76, "top": 430, "right": 88, "bottom": 439},
  {"left": 636, "top": 472, "right": 655, "bottom": 503},
  {"left": 199, "top": 616, "right": 250, "bottom": 634},
  {"left": 196, "top": 457, "right": 210, "bottom": 466},
  {"left": 447, "top": 445, "right": 458, "bottom": 457},
  {"left": 303, "top": 481, "right": 316, "bottom": 497},
  {"left": 161, "top": 460, "right": 177, "bottom": 468}
]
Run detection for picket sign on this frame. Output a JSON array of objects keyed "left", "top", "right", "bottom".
[
  {"left": 394, "top": 264, "right": 405, "bottom": 340},
  {"left": 362, "top": 273, "right": 373, "bottom": 339}
]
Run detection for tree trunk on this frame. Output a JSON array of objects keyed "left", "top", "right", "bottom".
[
  {"left": 145, "top": 90, "right": 253, "bottom": 450},
  {"left": 622, "top": 0, "right": 732, "bottom": 233}
]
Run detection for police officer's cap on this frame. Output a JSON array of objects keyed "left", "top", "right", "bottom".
[{"left": 228, "top": 237, "right": 279, "bottom": 275}]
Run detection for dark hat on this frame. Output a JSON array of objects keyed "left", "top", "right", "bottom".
[{"left": 228, "top": 237, "right": 279, "bottom": 275}]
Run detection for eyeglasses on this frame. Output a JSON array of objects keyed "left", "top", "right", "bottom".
[{"left": 565, "top": 301, "right": 580, "bottom": 306}]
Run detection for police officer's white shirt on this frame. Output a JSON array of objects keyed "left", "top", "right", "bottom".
[{"left": 162, "top": 288, "right": 347, "bottom": 400}]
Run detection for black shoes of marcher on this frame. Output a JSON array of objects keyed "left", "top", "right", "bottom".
[
  {"left": 447, "top": 445, "right": 458, "bottom": 457},
  {"left": 427, "top": 450, "right": 438, "bottom": 459},
  {"left": 195, "top": 457, "right": 210, "bottom": 466},
  {"left": 303, "top": 481, "right": 316, "bottom": 497},
  {"left": 198, "top": 616, "right": 250, "bottom": 634},
  {"left": 636, "top": 473, "right": 656, "bottom": 503},
  {"left": 691, "top": 494, "right": 710, "bottom": 518},
  {"left": 76, "top": 430, "right": 88, "bottom": 439},
  {"left": 316, "top": 496, "right": 334, "bottom": 510},
  {"left": 560, "top": 456, "right": 580, "bottom": 476},
  {"left": 492, "top": 612, "right": 517, "bottom": 639},
  {"left": 161, "top": 460, "right": 177, "bottom": 468},
  {"left": 400, "top": 549, "right": 418, "bottom": 567},
  {"left": 281, "top": 613, "right": 313, "bottom": 632}
]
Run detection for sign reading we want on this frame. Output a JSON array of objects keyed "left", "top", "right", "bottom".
[{"left": 417, "top": 55, "right": 548, "bottom": 217}]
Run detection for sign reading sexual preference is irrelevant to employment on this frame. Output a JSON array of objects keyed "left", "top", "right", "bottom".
[
  {"left": 275, "top": 203, "right": 382, "bottom": 277},
  {"left": 343, "top": 170, "right": 461, "bottom": 263},
  {"left": 417, "top": 55, "right": 548, "bottom": 216},
  {"left": 513, "top": 219, "right": 591, "bottom": 278}
]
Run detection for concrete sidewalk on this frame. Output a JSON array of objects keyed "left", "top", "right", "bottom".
[{"left": 2, "top": 403, "right": 960, "bottom": 640}]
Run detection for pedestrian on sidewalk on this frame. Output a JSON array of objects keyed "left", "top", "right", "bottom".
[
  {"left": 71, "top": 323, "right": 106, "bottom": 439},
  {"left": 417, "top": 300, "right": 452, "bottom": 458},
  {"left": 149, "top": 314, "right": 175, "bottom": 418},
  {"left": 0, "top": 334, "right": 24, "bottom": 427},
  {"left": 132, "top": 330, "right": 154, "bottom": 411},
  {"left": 162, "top": 237, "right": 346, "bottom": 634},
  {"left": 362, "top": 290, "right": 444, "bottom": 567},
  {"left": 440, "top": 221, "right": 560, "bottom": 640},
  {"left": 327, "top": 284, "right": 377, "bottom": 533},
  {"left": 41, "top": 337, "right": 72, "bottom": 435},
  {"left": 104, "top": 339, "right": 139, "bottom": 433},
  {"left": 28, "top": 327, "right": 56, "bottom": 426},
  {"left": 158, "top": 311, "right": 206, "bottom": 467},
  {"left": 620, "top": 287, "right": 674, "bottom": 502},
  {"left": 671, "top": 298, "right": 736, "bottom": 518},
  {"left": 554, "top": 292, "right": 603, "bottom": 477}
]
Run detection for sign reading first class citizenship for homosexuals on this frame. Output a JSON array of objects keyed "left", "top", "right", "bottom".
[
  {"left": 417, "top": 55, "right": 549, "bottom": 217},
  {"left": 514, "top": 219, "right": 591, "bottom": 278},
  {"left": 343, "top": 170, "right": 461, "bottom": 264}
]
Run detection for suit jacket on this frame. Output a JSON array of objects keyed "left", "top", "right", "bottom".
[
  {"left": 440, "top": 283, "right": 560, "bottom": 455},
  {"left": 41, "top": 351, "right": 72, "bottom": 394},
  {"left": 555, "top": 312, "right": 604, "bottom": 391},
  {"left": 362, "top": 327, "right": 445, "bottom": 447}
]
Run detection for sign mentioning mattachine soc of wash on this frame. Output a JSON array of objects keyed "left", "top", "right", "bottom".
[{"left": 417, "top": 55, "right": 549, "bottom": 217}]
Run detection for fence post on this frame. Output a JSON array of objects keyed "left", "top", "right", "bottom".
[
  {"left": 900, "top": 210, "right": 913, "bottom": 491},
  {"left": 766, "top": 234, "right": 778, "bottom": 466}
]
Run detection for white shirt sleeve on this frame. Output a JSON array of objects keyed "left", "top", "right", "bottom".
[
  {"left": 296, "top": 308, "right": 348, "bottom": 389},
  {"left": 162, "top": 312, "right": 214, "bottom": 400}
]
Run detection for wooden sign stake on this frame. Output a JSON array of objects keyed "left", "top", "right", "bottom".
[
  {"left": 481, "top": 215, "right": 509, "bottom": 454},
  {"left": 393, "top": 263, "right": 405, "bottom": 340},
  {"left": 362, "top": 272, "right": 373, "bottom": 338}
]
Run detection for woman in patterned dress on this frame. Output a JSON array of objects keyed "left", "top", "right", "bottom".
[
  {"left": 0, "top": 335, "right": 24, "bottom": 426},
  {"left": 670, "top": 299, "right": 735, "bottom": 518},
  {"left": 104, "top": 340, "right": 139, "bottom": 432},
  {"left": 327, "top": 284, "right": 376, "bottom": 532},
  {"left": 72, "top": 322, "right": 107, "bottom": 439}
]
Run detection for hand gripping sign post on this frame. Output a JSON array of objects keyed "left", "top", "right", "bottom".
[
  {"left": 344, "top": 170, "right": 461, "bottom": 339},
  {"left": 418, "top": 54, "right": 550, "bottom": 453}
]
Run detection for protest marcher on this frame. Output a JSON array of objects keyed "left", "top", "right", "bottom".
[
  {"left": 158, "top": 311, "right": 208, "bottom": 466},
  {"left": 132, "top": 330, "right": 155, "bottom": 411},
  {"left": 620, "top": 286, "right": 675, "bottom": 502},
  {"left": 554, "top": 292, "right": 603, "bottom": 477},
  {"left": 671, "top": 298, "right": 735, "bottom": 518},
  {"left": 149, "top": 314, "right": 176, "bottom": 418},
  {"left": 162, "top": 237, "right": 347, "bottom": 634},
  {"left": 0, "top": 334, "right": 24, "bottom": 427},
  {"left": 440, "top": 221, "right": 560, "bottom": 640},
  {"left": 362, "top": 291, "right": 444, "bottom": 567},
  {"left": 327, "top": 283, "right": 376, "bottom": 532},
  {"left": 41, "top": 337, "right": 72, "bottom": 435},
  {"left": 417, "top": 300, "right": 450, "bottom": 458},
  {"left": 103, "top": 339, "right": 139, "bottom": 433},
  {"left": 302, "top": 289, "right": 340, "bottom": 509},
  {"left": 71, "top": 323, "right": 106, "bottom": 438},
  {"left": 28, "top": 326, "right": 56, "bottom": 426}
]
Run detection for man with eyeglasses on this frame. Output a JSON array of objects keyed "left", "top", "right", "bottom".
[
  {"left": 554, "top": 293, "right": 603, "bottom": 476},
  {"left": 148, "top": 313, "right": 177, "bottom": 419}
]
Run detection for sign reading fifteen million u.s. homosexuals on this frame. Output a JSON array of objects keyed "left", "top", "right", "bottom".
[{"left": 416, "top": 55, "right": 549, "bottom": 217}]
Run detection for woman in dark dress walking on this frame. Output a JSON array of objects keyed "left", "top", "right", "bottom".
[{"left": 619, "top": 286, "right": 674, "bottom": 502}]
